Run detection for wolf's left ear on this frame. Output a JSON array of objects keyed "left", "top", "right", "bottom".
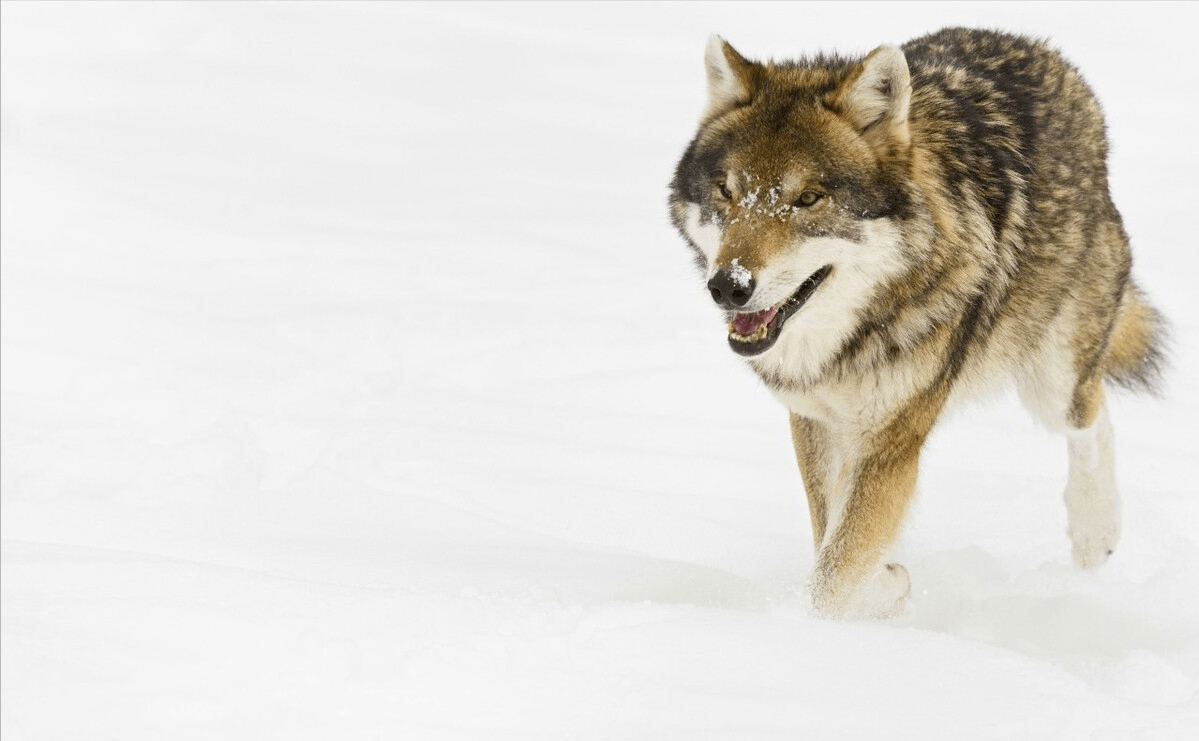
[
  {"left": 829, "top": 45, "right": 911, "bottom": 152},
  {"left": 702, "top": 36, "right": 758, "bottom": 122}
]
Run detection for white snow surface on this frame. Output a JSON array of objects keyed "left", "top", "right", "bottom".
[{"left": 2, "top": 2, "right": 1197, "bottom": 739}]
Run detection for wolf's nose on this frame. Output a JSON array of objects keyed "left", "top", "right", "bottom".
[{"left": 707, "top": 269, "right": 755, "bottom": 309}]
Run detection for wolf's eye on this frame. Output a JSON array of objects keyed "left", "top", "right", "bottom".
[
  {"left": 715, "top": 180, "right": 732, "bottom": 201},
  {"left": 794, "top": 191, "right": 823, "bottom": 208}
]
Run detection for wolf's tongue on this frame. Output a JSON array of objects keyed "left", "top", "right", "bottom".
[{"left": 732, "top": 306, "right": 778, "bottom": 336}]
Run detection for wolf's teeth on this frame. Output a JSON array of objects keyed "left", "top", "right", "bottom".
[{"left": 728, "top": 322, "right": 770, "bottom": 343}]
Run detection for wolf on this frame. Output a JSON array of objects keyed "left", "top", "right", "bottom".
[{"left": 668, "top": 27, "right": 1167, "bottom": 618}]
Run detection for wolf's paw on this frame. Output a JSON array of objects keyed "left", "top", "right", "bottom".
[
  {"left": 1070, "top": 522, "right": 1119, "bottom": 570},
  {"left": 1065, "top": 484, "right": 1120, "bottom": 570},
  {"left": 812, "top": 563, "right": 910, "bottom": 620}
]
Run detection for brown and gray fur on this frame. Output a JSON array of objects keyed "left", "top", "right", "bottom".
[{"left": 668, "top": 28, "right": 1167, "bottom": 618}]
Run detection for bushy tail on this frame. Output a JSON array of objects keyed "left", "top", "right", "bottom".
[{"left": 1105, "top": 280, "right": 1169, "bottom": 394}]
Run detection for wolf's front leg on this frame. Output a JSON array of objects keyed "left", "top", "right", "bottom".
[
  {"left": 790, "top": 414, "right": 833, "bottom": 552},
  {"left": 808, "top": 405, "right": 936, "bottom": 619}
]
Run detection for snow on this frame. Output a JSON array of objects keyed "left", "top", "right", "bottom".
[
  {"left": 2, "top": 1, "right": 1197, "bottom": 739},
  {"left": 729, "top": 258, "right": 751, "bottom": 288}
]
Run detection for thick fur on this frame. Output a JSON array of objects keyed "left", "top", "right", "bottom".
[{"left": 668, "top": 28, "right": 1167, "bottom": 618}]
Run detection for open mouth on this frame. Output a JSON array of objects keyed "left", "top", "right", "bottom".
[{"left": 726, "top": 265, "right": 832, "bottom": 356}]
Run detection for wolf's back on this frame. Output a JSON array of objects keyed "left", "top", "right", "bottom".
[{"left": 902, "top": 28, "right": 1168, "bottom": 396}]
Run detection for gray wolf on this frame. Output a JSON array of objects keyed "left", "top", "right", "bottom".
[{"left": 667, "top": 27, "right": 1167, "bottom": 618}]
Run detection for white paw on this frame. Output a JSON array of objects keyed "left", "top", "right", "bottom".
[
  {"left": 1070, "top": 522, "right": 1119, "bottom": 570},
  {"left": 812, "top": 563, "right": 910, "bottom": 619},
  {"left": 1065, "top": 482, "right": 1120, "bottom": 570}
]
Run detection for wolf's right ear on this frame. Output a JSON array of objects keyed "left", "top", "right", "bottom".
[{"left": 702, "top": 36, "right": 757, "bottom": 122}]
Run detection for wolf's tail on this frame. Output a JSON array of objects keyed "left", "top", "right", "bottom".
[{"left": 1105, "top": 280, "right": 1169, "bottom": 394}]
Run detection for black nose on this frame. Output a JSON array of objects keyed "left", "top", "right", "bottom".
[{"left": 707, "top": 269, "right": 755, "bottom": 309}]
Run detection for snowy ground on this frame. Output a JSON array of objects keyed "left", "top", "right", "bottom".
[{"left": 2, "top": 2, "right": 1197, "bottom": 739}]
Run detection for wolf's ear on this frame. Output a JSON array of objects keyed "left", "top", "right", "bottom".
[
  {"left": 702, "top": 36, "right": 757, "bottom": 121},
  {"left": 829, "top": 45, "right": 911, "bottom": 151}
]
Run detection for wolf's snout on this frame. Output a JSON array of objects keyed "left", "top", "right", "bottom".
[{"left": 708, "top": 269, "right": 755, "bottom": 309}]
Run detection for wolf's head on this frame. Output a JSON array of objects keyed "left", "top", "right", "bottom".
[{"left": 669, "top": 37, "right": 919, "bottom": 381}]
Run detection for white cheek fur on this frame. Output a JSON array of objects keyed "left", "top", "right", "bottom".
[
  {"left": 682, "top": 203, "right": 722, "bottom": 268},
  {"left": 752, "top": 220, "right": 908, "bottom": 386}
]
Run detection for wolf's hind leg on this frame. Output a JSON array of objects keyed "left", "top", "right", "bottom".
[
  {"left": 1064, "top": 380, "right": 1120, "bottom": 569},
  {"left": 1020, "top": 351, "right": 1121, "bottom": 569}
]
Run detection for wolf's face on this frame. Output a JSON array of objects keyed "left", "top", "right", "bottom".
[{"left": 670, "top": 38, "right": 919, "bottom": 380}]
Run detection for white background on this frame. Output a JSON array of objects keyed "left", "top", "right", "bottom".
[{"left": 2, "top": 2, "right": 1196, "bottom": 739}]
